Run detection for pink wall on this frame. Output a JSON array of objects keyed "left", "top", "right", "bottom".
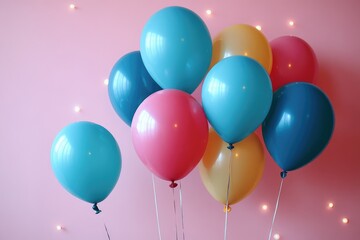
[{"left": 1, "top": 0, "right": 359, "bottom": 239}]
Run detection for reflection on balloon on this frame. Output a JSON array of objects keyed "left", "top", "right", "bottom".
[
  {"left": 211, "top": 24, "right": 273, "bottom": 73},
  {"left": 131, "top": 89, "right": 209, "bottom": 185},
  {"left": 140, "top": 6, "right": 212, "bottom": 93},
  {"left": 108, "top": 51, "right": 162, "bottom": 126},
  {"left": 202, "top": 56, "right": 272, "bottom": 144},
  {"left": 199, "top": 129, "right": 265, "bottom": 206},
  {"left": 50, "top": 121, "right": 122, "bottom": 213},
  {"left": 262, "top": 82, "right": 334, "bottom": 171},
  {"left": 270, "top": 36, "right": 318, "bottom": 91}
]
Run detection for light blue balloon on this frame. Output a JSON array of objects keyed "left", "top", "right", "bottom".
[
  {"left": 202, "top": 56, "right": 273, "bottom": 144},
  {"left": 50, "top": 121, "right": 121, "bottom": 212},
  {"left": 140, "top": 6, "right": 212, "bottom": 94}
]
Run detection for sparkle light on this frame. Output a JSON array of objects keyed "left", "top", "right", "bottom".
[
  {"left": 288, "top": 20, "right": 295, "bottom": 27},
  {"left": 56, "top": 225, "right": 62, "bottom": 231},
  {"left": 255, "top": 25, "right": 262, "bottom": 31},
  {"left": 328, "top": 202, "right": 334, "bottom": 209},
  {"left": 69, "top": 4, "right": 76, "bottom": 10},
  {"left": 273, "top": 233, "right": 280, "bottom": 239},
  {"left": 206, "top": 9, "right": 212, "bottom": 15},
  {"left": 262, "top": 204, "right": 268, "bottom": 211},
  {"left": 74, "top": 105, "right": 81, "bottom": 113},
  {"left": 104, "top": 78, "right": 109, "bottom": 85},
  {"left": 342, "top": 217, "right": 349, "bottom": 224}
]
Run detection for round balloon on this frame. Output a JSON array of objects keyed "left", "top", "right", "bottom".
[
  {"left": 199, "top": 129, "right": 265, "bottom": 206},
  {"left": 131, "top": 89, "right": 209, "bottom": 183},
  {"left": 270, "top": 36, "right": 318, "bottom": 91},
  {"left": 211, "top": 24, "right": 273, "bottom": 73},
  {"left": 108, "top": 51, "right": 162, "bottom": 126},
  {"left": 140, "top": 6, "right": 212, "bottom": 94},
  {"left": 262, "top": 82, "right": 335, "bottom": 171},
  {"left": 51, "top": 121, "right": 121, "bottom": 210},
  {"left": 202, "top": 56, "right": 273, "bottom": 144}
]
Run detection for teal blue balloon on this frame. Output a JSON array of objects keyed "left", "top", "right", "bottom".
[
  {"left": 202, "top": 56, "right": 273, "bottom": 144},
  {"left": 262, "top": 82, "right": 335, "bottom": 171},
  {"left": 108, "top": 51, "right": 162, "bottom": 127},
  {"left": 51, "top": 122, "right": 121, "bottom": 212},
  {"left": 140, "top": 6, "right": 212, "bottom": 94}
]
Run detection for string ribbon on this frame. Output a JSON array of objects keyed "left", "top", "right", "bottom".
[
  {"left": 172, "top": 188, "right": 179, "bottom": 240},
  {"left": 267, "top": 171, "right": 287, "bottom": 240},
  {"left": 152, "top": 174, "right": 162, "bottom": 240},
  {"left": 179, "top": 181, "right": 186, "bottom": 240},
  {"left": 224, "top": 143, "right": 234, "bottom": 240}
]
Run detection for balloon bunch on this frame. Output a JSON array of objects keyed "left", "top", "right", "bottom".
[
  {"left": 50, "top": 5, "right": 335, "bottom": 216},
  {"left": 108, "top": 7, "right": 274, "bottom": 209}
]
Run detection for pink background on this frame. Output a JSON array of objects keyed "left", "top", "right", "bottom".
[{"left": 1, "top": 0, "right": 359, "bottom": 239}]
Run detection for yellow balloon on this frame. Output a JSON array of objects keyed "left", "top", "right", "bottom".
[
  {"left": 199, "top": 129, "right": 265, "bottom": 206},
  {"left": 211, "top": 24, "right": 273, "bottom": 73}
]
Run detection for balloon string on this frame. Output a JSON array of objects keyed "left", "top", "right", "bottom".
[
  {"left": 97, "top": 211, "right": 110, "bottom": 240},
  {"left": 179, "top": 181, "right": 186, "bottom": 240},
  {"left": 224, "top": 145, "right": 233, "bottom": 240},
  {"left": 267, "top": 177, "right": 285, "bottom": 240},
  {"left": 152, "top": 174, "right": 162, "bottom": 240},
  {"left": 104, "top": 223, "right": 111, "bottom": 240},
  {"left": 172, "top": 188, "right": 179, "bottom": 240}
]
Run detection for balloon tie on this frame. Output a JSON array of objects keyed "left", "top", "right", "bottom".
[
  {"left": 152, "top": 174, "right": 163, "bottom": 240},
  {"left": 179, "top": 181, "right": 186, "bottom": 240},
  {"left": 267, "top": 176, "right": 285, "bottom": 240},
  {"left": 227, "top": 143, "right": 234, "bottom": 150},
  {"left": 172, "top": 188, "right": 179, "bottom": 240},
  {"left": 92, "top": 203, "right": 102, "bottom": 214},
  {"left": 280, "top": 170, "right": 288, "bottom": 179},
  {"left": 170, "top": 181, "right": 178, "bottom": 188},
  {"left": 224, "top": 148, "right": 233, "bottom": 240}
]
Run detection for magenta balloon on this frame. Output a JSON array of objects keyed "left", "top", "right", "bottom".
[
  {"left": 131, "top": 89, "right": 209, "bottom": 182},
  {"left": 270, "top": 36, "right": 318, "bottom": 91}
]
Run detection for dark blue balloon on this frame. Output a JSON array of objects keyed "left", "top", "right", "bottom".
[
  {"left": 262, "top": 82, "right": 335, "bottom": 171},
  {"left": 108, "top": 51, "right": 162, "bottom": 126}
]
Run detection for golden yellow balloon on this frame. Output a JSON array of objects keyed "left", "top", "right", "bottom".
[
  {"left": 211, "top": 24, "right": 273, "bottom": 73},
  {"left": 199, "top": 129, "right": 265, "bottom": 206}
]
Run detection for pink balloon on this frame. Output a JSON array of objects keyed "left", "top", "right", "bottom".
[
  {"left": 270, "top": 36, "right": 318, "bottom": 91},
  {"left": 131, "top": 89, "right": 209, "bottom": 184}
]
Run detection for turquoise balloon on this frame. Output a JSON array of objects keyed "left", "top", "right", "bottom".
[
  {"left": 202, "top": 56, "right": 273, "bottom": 144},
  {"left": 140, "top": 6, "right": 212, "bottom": 94},
  {"left": 51, "top": 121, "right": 121, "bottom": 211}
]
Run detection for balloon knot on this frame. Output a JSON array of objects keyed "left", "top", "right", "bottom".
[
  {"left": 227, "top": 144, "right": 234, "bottom": 150},
  {"left": 280, "top": 171, "right": 288, "bottom": 179},
  {"left": 169, "top": 181, "right": 178, "bottom": 188},
  {"left": 223, "top": 205, "right": 232, "bottom": 213},
  {"left": 92, "top": 203, "right": 102, "bottom": 214}
]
